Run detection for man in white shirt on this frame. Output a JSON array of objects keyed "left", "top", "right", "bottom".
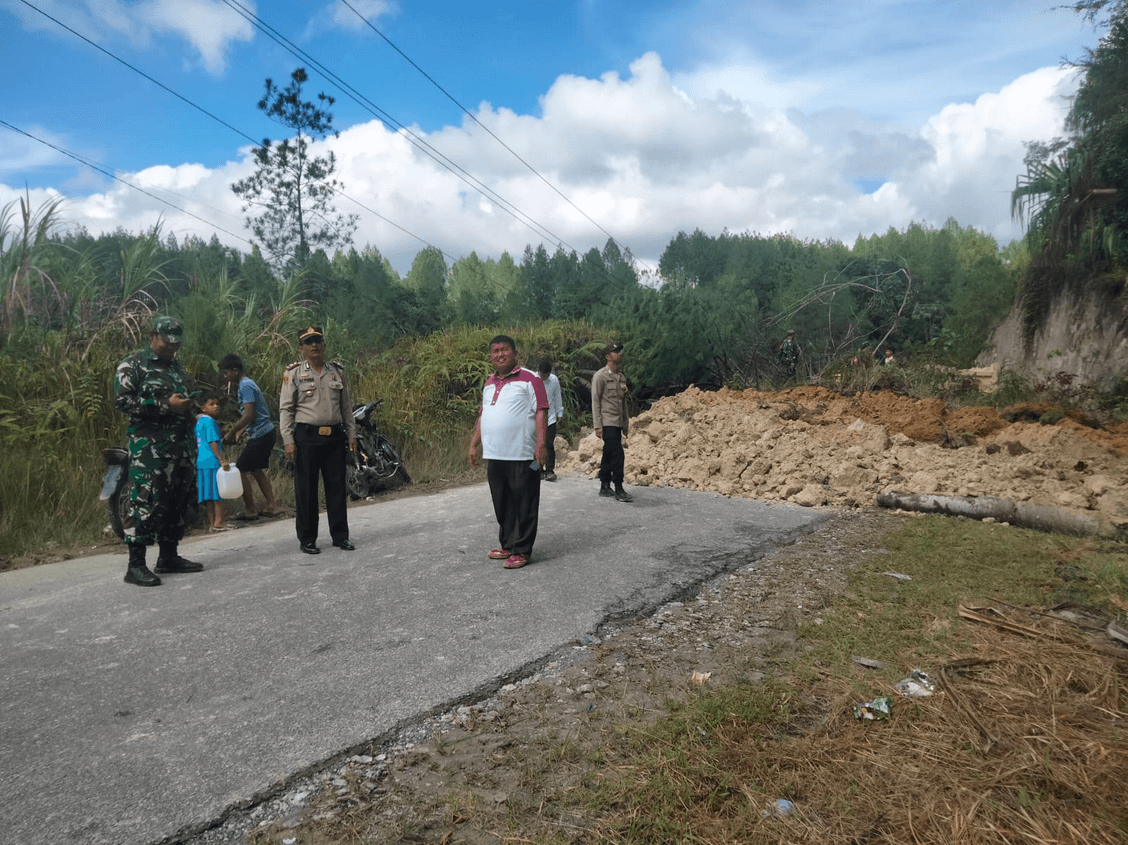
[
  {"left": 468, "top": 335, "right": 549, "bottom": 570},
  {"left": 537, "top": 357, "right": 564, "bottom": 482}
]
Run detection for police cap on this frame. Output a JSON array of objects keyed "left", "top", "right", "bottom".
[{"left": 298, "top": 326, "right": 325, "bottom": 344}]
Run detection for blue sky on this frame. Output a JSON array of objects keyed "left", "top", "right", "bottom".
[{"left": 0, "top": 0, "right": 1099, "bottom": 274}]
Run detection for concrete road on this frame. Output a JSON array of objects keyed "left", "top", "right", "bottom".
[{"left": 0, "top": 476, "right": 828, "bottom": 845}]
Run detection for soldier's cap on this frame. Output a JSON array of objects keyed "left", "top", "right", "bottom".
[
  {"left": 151, "top": 316, "right": 183, "bottom": 342},
  {"left": 298, "top": 326, "right": 325, "bottom": 343},
  {"left": 786, "top": 329, "right": 796, "bottom": 336},
  {"left": 606, "top": 342, "right": 624, "bottom": 354}
]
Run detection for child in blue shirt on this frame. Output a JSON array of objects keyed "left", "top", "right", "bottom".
[{"left": 196, "top": 393, "right": 231, "bottom": 531}]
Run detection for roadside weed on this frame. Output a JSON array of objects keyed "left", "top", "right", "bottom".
[{"left": 598, "top": 516, "right": 1128, "bottom": 844}]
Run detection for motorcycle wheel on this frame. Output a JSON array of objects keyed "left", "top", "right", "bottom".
[
  {"left": 107, "top": 476, "right": 135, "bottom": 540},
  {"left": 368, "top": 437, "right": 409, "bottom": 488},
  {"left": 107, "top": 470, "right": 203, "bottom": 539},
  {"left": 345, "top": 461, "right": 370, "bottom": 500}
]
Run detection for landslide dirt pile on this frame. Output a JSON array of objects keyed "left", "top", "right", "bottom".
[{"left": 560, "top": 385, "right": 1128, "bottom": 525}]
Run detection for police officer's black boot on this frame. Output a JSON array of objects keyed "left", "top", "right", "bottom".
[
  {"left": 599, "top": 481, "right": 614, "bottom": 498},
  {"left": 155, "top": 541, "right": 204, "bottom": 574},
  {"left": 124, "top": 544, "right": 161, "bottom": 587},
  {"left": 614, "top": 484, "right": 634, "bottom": 503}
]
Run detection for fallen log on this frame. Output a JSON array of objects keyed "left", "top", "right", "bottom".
[{"left": 875, "top": 491, "right": 1122, "bottom": 538}]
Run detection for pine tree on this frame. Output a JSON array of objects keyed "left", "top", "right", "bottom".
[{"left": 231, "top": 68, "right": 359, "bottom": 274}]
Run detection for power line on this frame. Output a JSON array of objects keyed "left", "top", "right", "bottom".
[
  {"left": 16, "top": 0, "right": 258, "bottom": 148},
  {"left": 336, "top": 0, "right": 652, "bottom": 272},
  {"left": 17, "top": 0, "right": 640, "bottom": 280},
  {"left": 219, "top": 0, "right": 596, "bottom": 258},
  {"left": 16, "top": 0, "right": 456, "bottom": 265},
  {"left": 0, "top": 119, "right": 252, "bottom": 246},
  {"left": 7, "top": 114, "right": 460, "bottom": 266}
]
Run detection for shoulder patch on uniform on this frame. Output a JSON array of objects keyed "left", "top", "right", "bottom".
[
  {"left": 328, "top": 360, "right": 345, "bottom": 371},
  {"left": 285, "top": 361, "right": 301, "bottom": 371}
]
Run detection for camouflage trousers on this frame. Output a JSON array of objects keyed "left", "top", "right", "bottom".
[{"left": 124, "top": 435, "right": 195, "bottom": 547}]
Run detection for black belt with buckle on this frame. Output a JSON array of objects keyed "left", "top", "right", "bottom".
[{"left": 298, "top": 422, "right": 341, "bottom": 436}]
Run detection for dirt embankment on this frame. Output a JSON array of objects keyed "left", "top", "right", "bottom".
[{"left": 560, "top": 385, "right": 1128, "bottom": 527}]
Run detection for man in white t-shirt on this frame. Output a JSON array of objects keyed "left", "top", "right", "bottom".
[
  {"left": 537, "top": 357, "right": 564, "bottom": 482},
  {"left": 468, "top": 335, "right": 549, "bottom": 570}
]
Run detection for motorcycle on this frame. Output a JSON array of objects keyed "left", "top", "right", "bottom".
[
  {"left": 100, "top": 446, "right": 134, "bottom": 539},
  {"left": 345, "top": 401, "right": 412, "bottom": 499},
  {"left": 100, "top": 446, "right": 201, "bottom": 540}
]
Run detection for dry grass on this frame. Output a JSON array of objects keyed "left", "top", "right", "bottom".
[{"left": 604, "top": 603, "right": 1128, "bottom": 845}]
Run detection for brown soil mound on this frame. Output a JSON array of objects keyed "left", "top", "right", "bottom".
[{"left": 560, "top": 385, "right": 1128, "bottom": 525}]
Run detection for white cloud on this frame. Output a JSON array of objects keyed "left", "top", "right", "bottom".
[
  {"left": 901, "top": 66, "right": 1080, "bottom": 241},
  {"left": 0, "top": 125, "right": 70, "bottom": 173},
  {"left": 300, "top": 0, "right": 395, "bottom": 39},
  {"left": 139, "top": 0, "right": 255, "bottom": 74},
  {"left": 669, "top": 0, "right": 1088, "bottom": 129},
  {"left": 328, "top": 0, "right": 393, "bottom": 30},
  {"left": 0, "top": 0, "right": 252, "bottom": 74},
  {"left": 0, "top": 156, "right": 252, "bottom": 245},
  {"left": 673, "top": 59, "right": 822, "bottom": 115},
  {"left": 1, "top": 54, "right": 1080, "bottom": 274}
]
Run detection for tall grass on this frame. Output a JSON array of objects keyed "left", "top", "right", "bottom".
[{"left": 0, "top": 426, "right": 113, "bottom": 558}]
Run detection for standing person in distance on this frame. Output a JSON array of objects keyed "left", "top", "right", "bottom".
[
  {"left": 468, "top": 335, "right": 549, "bottom": 570},
  {"left": 195, "top": 392, "right": 231, "bottom": 532},
  {"left": 113, "top": 315, "right": 205, "bottom": 586},
  {"left": 219, "top": 353, "right": 281, "bottom": 519},
  {"left": 279, "top": 327, "right": 357, "bottom": 555},
  {"left": 777, "top": 329, "right": 801, "bottom": 380},
  {"left": 591, "top": 341, "right": 633, "bottom": 502},
  {"left": 537, "top": 357, "right": 563, "bottom": 482}
]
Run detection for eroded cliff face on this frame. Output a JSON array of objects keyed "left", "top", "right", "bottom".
[{"left": 978, "top": 280, "right": 1128, "bottom": 389}]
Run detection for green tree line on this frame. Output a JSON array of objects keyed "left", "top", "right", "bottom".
[{"left": 2, "top": 201, "right": 1022, "bottom": 395}]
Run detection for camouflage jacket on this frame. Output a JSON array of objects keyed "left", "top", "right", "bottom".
[
  {"left": 778, "top": 337, "right": 800, "bottom": 365},
  {"left": 113, "top": 346, "right": 196, "bottom": 452}
]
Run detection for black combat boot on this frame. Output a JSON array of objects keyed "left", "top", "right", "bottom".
[
  {"left": 155, "top": 541, "right": 204, "bottom": 574},
  {"left": 124, "top": 544, "right": 161, "bottom": 587},
  {"left": 599, "top": 482, "right": 614, "bottom": 498},
  {"left": 614, "top": 484, "right": 634, "bottom": 503}
]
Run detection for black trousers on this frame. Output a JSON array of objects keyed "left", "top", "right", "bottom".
[
  {"left": 544, "top": 422, "right": 557, "bottom": 473},
  {"left": 293, "top": 424, "right": 348, "bottom": 546},
  {"left": 599, "top": 425, "right": 625, "bottom": 485},
  {"left": 487, "top": 459, "right": 541, "bottom": 556}
]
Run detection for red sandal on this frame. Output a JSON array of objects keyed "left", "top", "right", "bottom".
[
  {"left": 488, "top": 548, "right": 512, "bottom": 560},
  {"left": 503, "top": 554, "right": 530, "bottom": 569}
]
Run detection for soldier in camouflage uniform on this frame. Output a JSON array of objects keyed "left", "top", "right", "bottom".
[
  {"left": 778, "top": 329, "right": 801, "bottom": 379},
  {"left": 113, "top": 316, "right": 205, "bottom": 586}
]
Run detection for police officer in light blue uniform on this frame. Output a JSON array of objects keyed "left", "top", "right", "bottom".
[{"left": 279, "top": 327, "right": 357, "bottom": 555}]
